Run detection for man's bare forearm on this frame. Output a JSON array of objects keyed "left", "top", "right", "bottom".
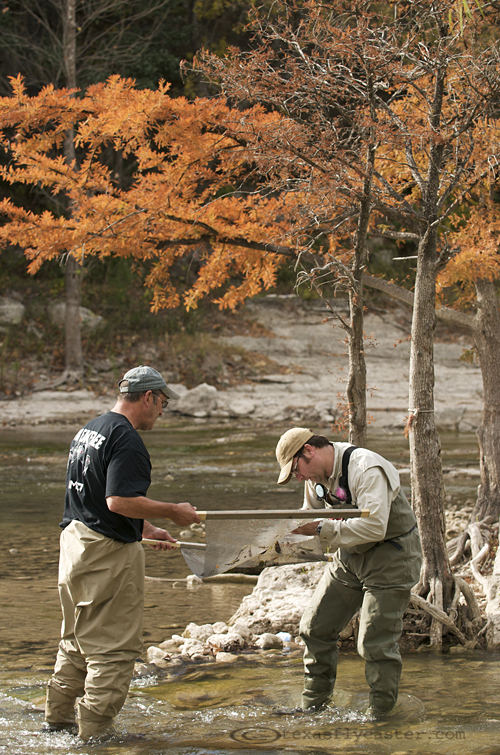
[{"left": 107, "top": 495, "right": 200, "bottom": 525}]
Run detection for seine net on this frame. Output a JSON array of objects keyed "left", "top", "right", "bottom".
[{"left": 180, "top": 517, "right": 329, "bottom": 577}]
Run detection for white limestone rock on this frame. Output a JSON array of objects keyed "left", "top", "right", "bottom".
[
  {"left": 49, "top": 302, "right": 104, "bottom": 331},
  {"left": 178, "top": 638, "right": 207, "bottom": 657},
  {"left": 0, "top": 296, "right": 25, "bottom": 326},
  {"left": 229, "top": 562, "right": 327, "bottom": 635},
  {"left": 212, "top": 621, "right": 229, "bottom": 634},
  {"left": 230, "top": 622, "right": 254, "bottom": 643},
  {"left": 435, "top": 407, "right": 466, "bottom": 431},
  {"left": 173, "top": 382, "right": 218, "bottom": 417},
  {"left": 255, "top": 633, "right": 283, "bottom": 650},
  {"left": 207, "top": 632, "right": 246, "bottom": 653},
  {"left": 182, "top": 622, "right": 216, "bottom": 642},
  {"left": 146, "top": 646, "right": 171, "bottom": 663},
  {"left": 159, "top": 639, "right": 182, "bottom": 652},
  {"left": 227, "top": 398, "right": 256, "bottom": 417}
]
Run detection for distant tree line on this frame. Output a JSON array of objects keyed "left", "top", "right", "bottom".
[{"left": 0, "top": 0, "right": 260, "bottom": 95}]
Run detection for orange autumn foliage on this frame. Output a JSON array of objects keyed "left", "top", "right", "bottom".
[
  {"left": 1, "top": 0, "right": 499, "bottom": 322},
  {"left": 438, "top": 205, "right": 500, "bottom": 305},
  {"left": 0, "top": 75, "right": 296, "bottom": 312}
]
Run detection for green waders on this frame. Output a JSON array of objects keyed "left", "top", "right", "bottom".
[{"left": 299, "top": 528, "right": 421, "bottom": 713}]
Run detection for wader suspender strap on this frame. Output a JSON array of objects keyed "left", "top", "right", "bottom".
[
  {"left": 338, "top": 445, "right": 358, "bottom": 505},
  {"left": 339, "top": 445, "right": 416, "bottom": 550}
]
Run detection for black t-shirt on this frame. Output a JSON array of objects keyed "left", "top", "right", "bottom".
[{"left": 61, "top": 411, "right": 151, "bottom": 542}]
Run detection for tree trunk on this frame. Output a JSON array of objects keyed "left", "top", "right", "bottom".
[
  {"left": 61, "top": 126, "right": 84, "bottom": 381},
  {"left": 395, "top": 61, "right": 454, "bottom": 634},
  {"left": 347, "top": 287, "right": 367, "bottom": 447},
  {"left": 346, "top": 146, "right": 374, "bottom": 447},
  {"left": 63, "top": 0, "right": 77, "bottom": 89},
  {"left": 60, "top": 0, "right": 84, "bottom": 381},
  {"left": 363, "top": 271, "right": 500, "bottom": 646},
  {"left": 363, "top": 272, "right": 500, "bottom": 526},
  {"left": 64, "top": 253, "right": 83, "bottom": 379},
  {"left": 408, "top": 238, "right": 452, "bottom": 610},
  {"left": 472, "top": 278, "right": 500, "bottom": 523}
]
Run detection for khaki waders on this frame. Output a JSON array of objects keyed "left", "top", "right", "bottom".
[
  {"left": 45, "top": 521, "right": 145, "bottom": 740},
  {"left": 299, "top": 528, "right": 422, "bottom": 713}
]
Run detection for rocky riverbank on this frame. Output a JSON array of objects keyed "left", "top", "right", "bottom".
[
  {"left": 139, "top": 554, "right": 478, "bottom": 677},
  {"left": 0, "top": 295, "right": 483, "bottom": 431}
]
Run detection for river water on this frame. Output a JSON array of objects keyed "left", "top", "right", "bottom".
[{"left": 1, "top": 419, "right": 499, "bottom": 755}]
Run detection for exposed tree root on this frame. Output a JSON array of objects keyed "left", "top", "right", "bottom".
[
  {"left": 409, "top": 517, "right": 500, "bottom": 650},
  {"left": 400, "top": 517, "right": 500, "bottom": 651},
  {"left": 448, "top": 530, "right": 470, "bottom": 566},
  {"left": 32, "top": 369, "right": 84, "bottom": 392},
  {"left": 453, "top": 576, "right": 483, "bottom": 625},
  {"left": 409, "top": 592, "right": 474, "bottom": 647},
  {"left": 428, "top": 576, "right": 444, "bottom": 647}
]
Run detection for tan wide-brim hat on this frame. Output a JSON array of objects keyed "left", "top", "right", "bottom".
[{"left": 276, "top": 427, "right": 314, "bottom": 484}]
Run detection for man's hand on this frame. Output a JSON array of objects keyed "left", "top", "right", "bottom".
[
  {"left": 169, "top": 501, "right": 200, "bottom": 526},
  {"left": 292, "top": 521, "right": 321, "bottom": 537},
  {"left": 142, "top": 522, "right": 176, "bottom": 550}
]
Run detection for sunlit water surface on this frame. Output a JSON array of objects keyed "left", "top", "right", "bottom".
[{"left": 1, "top": 419, "right": 498, "bottom": 755}]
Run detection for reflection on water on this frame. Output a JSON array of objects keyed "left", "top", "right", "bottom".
[
  {"left": 1, "top": 420, "right": 497, "bottom": 754},
  {"left": 2, "top": 651, "right": 500, "bottom": 755}
]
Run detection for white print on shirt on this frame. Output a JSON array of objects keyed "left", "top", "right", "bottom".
[
  {"left": 67, "top": 428, "right": 107, "bottom": 469},
  {"left": 73, "top": 427, "right": 106, "bottom": 450},
  {"left": 83, "top": 454, "right": 91, "bottom": 476},
  {"left": 68, "top": 480, "right": 84, "bottom": 493}
]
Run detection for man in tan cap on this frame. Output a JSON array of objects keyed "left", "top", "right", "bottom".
[
  {"left": 275, "top": 428, "right": 421, "bottom": 718},
  {"left": 45, "top": 366, "right": 200, "bottom": 741}
]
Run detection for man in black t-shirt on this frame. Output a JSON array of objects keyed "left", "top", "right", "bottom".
[{"left": 45, "top": 365, "right": 200, "bottom": 741}]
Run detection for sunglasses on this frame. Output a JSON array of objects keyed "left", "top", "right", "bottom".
[{"left": 151, "top": 391, "right": 169, "bottom": 409}]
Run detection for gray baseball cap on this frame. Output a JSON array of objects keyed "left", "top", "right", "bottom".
[{"left": 118, "top": 365, "right": 180, "bottom": 400}]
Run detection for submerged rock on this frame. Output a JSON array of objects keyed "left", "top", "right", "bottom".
[
  {"left": 215, "top": 652, "right": 240, "bottom": 663},
  {"left": 146, "top": 646, "right": 171, "bottom": 664}
]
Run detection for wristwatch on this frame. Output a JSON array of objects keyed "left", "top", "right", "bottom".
[{"left": 316, "top": 520, "right": 324, "bottom": 536}]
